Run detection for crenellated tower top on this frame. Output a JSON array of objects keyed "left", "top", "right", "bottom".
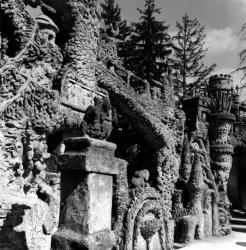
[
  {"left": 207, "top": 74, "right": 234, "bottom": 114},
  {"left": 208, "top": 74, "right": 233, "bottom": 92}
]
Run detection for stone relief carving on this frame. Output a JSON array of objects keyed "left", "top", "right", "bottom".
[
  {"left": 0, "top": 0, "right": 241, "bottom": 249},
  {"left": 131, "top": 169, "right": 150, "bottom": 188},
  {"left": 0, "top": 1, "right": 64, "bottom": 249},
  {"left": 81, "top": 96, "right": 113, "bottom": 140}
]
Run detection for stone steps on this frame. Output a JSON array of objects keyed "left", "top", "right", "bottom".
[
  {"left": 231, "top": 224, "right": 246, "bottom": 233},
  {"left": 231, "top": 209, "right": 246, "bottom": 233},
  {"left": 230, "top": 217, "right": 246, "bottom": 225},
  {"left": 231, "top": 209, "right": 246, "bottom": 217}
]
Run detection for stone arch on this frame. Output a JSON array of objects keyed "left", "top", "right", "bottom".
[{"left": 124, "top": 187, "right": 166, "bottom": 250}]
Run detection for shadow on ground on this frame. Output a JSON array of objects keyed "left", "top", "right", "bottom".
[
  {"left": 236, "top": 242, "right": 246, "bottom": 247},
  {"left": 0, "top": 204, "right": 30, "bottom": 250}
]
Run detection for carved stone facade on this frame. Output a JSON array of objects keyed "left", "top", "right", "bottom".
[
  {"left": 173, "top": 74, "right": 239, "bottom": 244},
  {"left": 0, "top": 1, "right": 243, "bottom": 250}
]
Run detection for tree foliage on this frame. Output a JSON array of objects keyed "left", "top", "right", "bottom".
[
  {"left": 171, "top": 14, "right": 216, "bottom": 99},
  {"left": 123, "top": 0, "right": 171, "bottom": 81},
  {"left": 100, "top": 0, "right": 131, "bottom": 41},
  {"left": 236, "top": 23, "right": 246, "bottom": 89}
]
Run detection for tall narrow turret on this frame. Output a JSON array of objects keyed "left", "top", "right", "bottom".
[{"left": 208, "top": 74, "right": 236, "bottom": 235}]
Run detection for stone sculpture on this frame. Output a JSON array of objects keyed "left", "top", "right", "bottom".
[
  {"left": 81, "top": 96, "right": 113, "bottom": 140},
  {"left": 0, "top": 0, "right": 242, "bottom": 249},
  {"left": 131, "top": 169, "right": 150, "bottom": 188},
  {"left": 0, "top": 2, "right": 64, "bottom": 249}
]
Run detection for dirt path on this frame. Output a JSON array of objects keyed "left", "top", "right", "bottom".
[{"left": 175, "top": 232, "right": 246, "bottom": 250}]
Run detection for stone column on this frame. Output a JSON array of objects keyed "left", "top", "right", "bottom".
[
  {"left": 208, "top": 74, "right": 236, "bottom": 235},
  {"left": 51, "top": 137, "right": 118, "bottom": 250},
  {"left": 209, "top": 114, "right": 235, "bottom": 235}
]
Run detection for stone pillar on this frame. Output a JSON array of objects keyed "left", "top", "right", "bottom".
[
  {"left": 208, "top": 74, "right": 236, "bottom": 235},
  {"left": 51, "top": 137, "right": 118, "bottom": 250},
  {"left": 211, "top": 137, "right": 234, "bottom": 235},
  {"left": 209, "top": 116, "right": 235, "bottom": 235}
]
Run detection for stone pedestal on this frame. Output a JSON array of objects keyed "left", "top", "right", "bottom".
[{"left": 51, "top": 137, "right": 118, "bottom": 250}]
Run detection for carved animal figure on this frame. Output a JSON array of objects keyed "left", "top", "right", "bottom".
[{"left": 131, "top": 169, "right": 150, "bottom": 188}]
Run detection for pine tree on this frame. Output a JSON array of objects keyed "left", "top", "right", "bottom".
[
  {"left": 123, "top": 0, "right": 171, "bottom": 81},
  {"left": 171, "top": 14, "right": 216, "bottom": 99},
  {"left": 100, "top": 0, "right": 131, "bottom": 41}
]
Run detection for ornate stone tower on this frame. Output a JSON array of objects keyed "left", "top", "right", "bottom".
[{"left": 208, "top": 74, "right": 236, "bottom": 235}]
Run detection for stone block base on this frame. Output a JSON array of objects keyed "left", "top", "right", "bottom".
[{"left": 51, "top": 229, "right": 115, "bottom": 250}]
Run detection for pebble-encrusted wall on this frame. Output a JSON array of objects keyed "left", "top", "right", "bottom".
[{"left": 0, "top": 1, "right": 241, "bottom": 250}]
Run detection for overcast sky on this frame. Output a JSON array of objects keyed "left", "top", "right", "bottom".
[{"left": 99, "top": 0, "right": 246, "bottom": 89}]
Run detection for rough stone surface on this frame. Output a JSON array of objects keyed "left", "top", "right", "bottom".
[
  {"left": 208, "top": 76, "right": 236, "bottom": 236},
  {"left": 52, "top": 137, "right": 118, "bottom": 249},
  {"left": 0, "top": 1, "right": 242, "bottom": 250}
]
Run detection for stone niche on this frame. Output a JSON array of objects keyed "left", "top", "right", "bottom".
[{"left": 123, "top": 188, "right": 167, "bottom": 250}]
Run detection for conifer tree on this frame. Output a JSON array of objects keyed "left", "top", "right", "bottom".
[
  {"left": 171, "top": 14, "right": 216, "bottom": 99},
  {"left": 123, "top": 0, "right": 171, "bottom": 81},
  {"left": 100, "top": 0, "right": 131, "bottom": 41}
]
